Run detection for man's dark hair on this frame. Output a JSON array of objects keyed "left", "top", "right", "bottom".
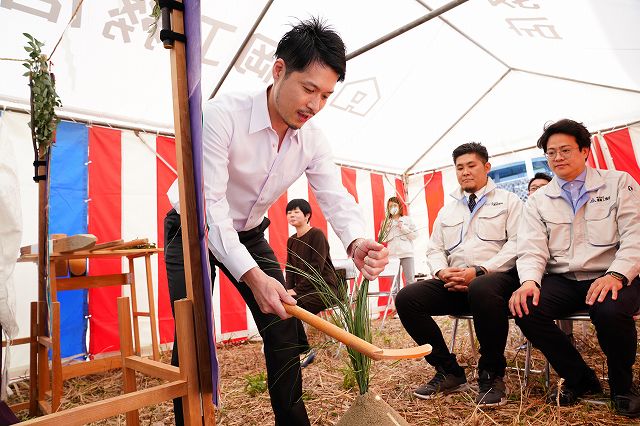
[
  {"left": 527, "top": 172, "right": 552, "bottom": 191},
  {"left": 452, "top": 142, "right": 489, "bottom": 164},
  {"left": 275, "top": 17, "right": 346, "bottom": 82},
  {"left": 537, "top": 119, "right": 591, "bottom": 152},
  {"left": 286, "top": 199, "right": 312, "bottom": 222}
]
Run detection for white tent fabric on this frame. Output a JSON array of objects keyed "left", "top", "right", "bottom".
[
  {"left": 1, "top": 0, "right": 639, "bottom": 173},
  {"left": 0, "top": 119, "right": 21, "bottom": 340}
]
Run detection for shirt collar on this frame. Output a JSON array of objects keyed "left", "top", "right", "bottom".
[
  {"left": 465, "top": 185, "right": 486, "bottom": 200},
  {"left": 450, "top": 177, "right": 496, "bottom": 201},
  {"left": 546, "top": 167, "right": 605, "bottom": 198},
  {"left": 249, "top": 86, "right": 300, "bottom": 143},
  {"left": 556, "top": 168, "right": 587, "bottom": 189}
]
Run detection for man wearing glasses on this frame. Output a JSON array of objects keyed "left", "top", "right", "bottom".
[{"left": 510, "top": 119, "right": 640, "bottom": 417}]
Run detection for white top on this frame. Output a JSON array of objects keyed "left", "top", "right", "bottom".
[
  {"left": 382, "top": 216, "right": 417, "bottom": 258},
  {"left": 517, "top": 167, "right": 640, "bottom": 285},
  {"left": 168, "top": 87, "right": 365, "bottom": 281},
  {"left": 426, "top": 178, "right": 523, "bottom": 275}
]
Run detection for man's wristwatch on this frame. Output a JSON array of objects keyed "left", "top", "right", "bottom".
[
  {"left": 474, "top": 265, "right": 486, "bottom": 277},
  {"left": 606, "top": 271, "right": 629, "bottom": 286}
]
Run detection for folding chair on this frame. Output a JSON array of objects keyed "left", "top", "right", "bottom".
[
  {"left": 449, "top": 314, "right": 539, "bottom": 385},
  {"left": 448, "top": 315, "right": 478, "bottom": 365},
  {"left": 524, "top": 310, "right": 608, "bottom": 388}
]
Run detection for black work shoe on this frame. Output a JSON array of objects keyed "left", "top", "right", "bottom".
[
  {"left": 475, "top": 370, "right": 507, "bottom": 406},
  {"left": 547, "top": 370, "right": 602, "bottom": 406},
  {"left": 413, "top": 366, "right": 468, "bottom": 399},
  {"left": 612, "top": 387, "right": 640, "bottom": 418}
]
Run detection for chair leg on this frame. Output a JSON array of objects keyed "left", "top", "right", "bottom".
[
  {"left": 379, "top": 272, "right": 401, "bottom": 330},
  {"left": 544, "top": 361, "right": 550, "bottom": 388},
  {"left": 449, "top": 318, "right": 459, "bottom": 353},
  {"left": 466, "top": 319, "right": 477, "bottom": 367},
  {"left": 524, "top": 340, "right": 531, "bottom": 387}
]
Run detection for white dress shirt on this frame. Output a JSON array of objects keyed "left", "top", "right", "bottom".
[{"left": 168, "top": 87, "right": 365, "bottom": 281}]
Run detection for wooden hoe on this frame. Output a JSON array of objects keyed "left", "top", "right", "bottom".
[{"left": 284, "top": 304, "right": 431, "bottom": 361}]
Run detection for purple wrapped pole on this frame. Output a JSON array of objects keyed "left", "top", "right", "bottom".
[{"left": 183, "top": 0, "right": 219, "bottom": 405}]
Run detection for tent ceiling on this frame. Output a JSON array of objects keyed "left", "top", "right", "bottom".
[{"left": 1, "top": 0, "right": 639, "bottom": 174}]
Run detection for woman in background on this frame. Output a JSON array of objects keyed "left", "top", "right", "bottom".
[{"left": 381, "top": 196, "right": 417, "bottom": 284}]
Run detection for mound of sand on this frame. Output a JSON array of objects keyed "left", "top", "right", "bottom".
[{"left": 336, "top": 392, "right": 410, "bottom": 426}]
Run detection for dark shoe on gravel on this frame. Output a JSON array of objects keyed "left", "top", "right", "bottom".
[
  {"left": 612, "top": 386, "right": 640, "bottom": 418},
  {"left": 413, "top": 366, "right": 468, "bottom": 399},
  {"left": 475, "top": 370, "right": 507, "bottom": 406},
  {"left": 547, "top": 369, "right": 602, "bottom": 406}
]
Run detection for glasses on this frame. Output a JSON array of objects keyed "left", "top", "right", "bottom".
[{"left": 544, "top": 148, "right": 577, "bottom": 160}]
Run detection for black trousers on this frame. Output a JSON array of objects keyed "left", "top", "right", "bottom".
[
  {"left": 515, "top": 274, "right": 640, "bottom": 395},
  {"left": 164, "top": 209, "right": 310, "bottom": 426},
  {"left": 395, "top": 271, "right": 519, "bottom": 377}
]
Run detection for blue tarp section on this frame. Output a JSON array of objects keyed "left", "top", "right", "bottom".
[{"left": 49, "top": 120, "right": 89, "bottom": 359}]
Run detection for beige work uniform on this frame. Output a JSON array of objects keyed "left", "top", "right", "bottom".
[
  {"left": 427, "top": 178, "right": 523, "bottom": 275},
  {"left": 517, "top": 167, "right": 640, "bottom": 285}
]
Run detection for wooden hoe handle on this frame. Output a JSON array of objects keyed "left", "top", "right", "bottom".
[{"left": 284, "top": 304, "right": 431, "bottom": 361}]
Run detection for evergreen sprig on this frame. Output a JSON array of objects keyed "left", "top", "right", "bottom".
[{"left": 22, "top": 33, "right": 61, "bottom": 158}]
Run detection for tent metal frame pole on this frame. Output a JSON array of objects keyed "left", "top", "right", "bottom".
[
  {"left": 208, "top": 0, "right": 275, "bottom": 100},
  {"left": 0, "top": 99, "right": 174, "bottom": 135},
  {"left": 334, "top": 161, "right": 403, "bottom": 176},
  {"left": 408, "top": 118, "right": 640, "bottom": 176},
  {"left": 346, "top": 0, "right": 470, "bottom": 61},
  {"left": 513, "top": 68, "right": 640, "bottom": 94},
  {"left": 404, "top": 69, "right": 511, "bottom": 175},
  {"left": 414, "top": 0, "right": 510, "bottom": 68}
]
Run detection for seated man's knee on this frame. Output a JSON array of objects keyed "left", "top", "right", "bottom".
[
  {"left": 467, "top": 275, "right": 497, "bottom": 300},
  {"left": 396, "top": 280, "right": 433, "bottom": 316},
  {"left": 394, "top": 285, "right": 413, "bottom": 314},
  {"left": 590, "top": 297, "right": 626, "bottom": 324}
]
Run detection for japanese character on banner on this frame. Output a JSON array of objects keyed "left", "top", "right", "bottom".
[
  {"left": 506, "top": 17, "right": 562, "bottom": 39},
  {"left": 488, "top": 0, "right": 540, "bottom": 9},
  {"left": 103, "top": 0, "right": 160, "bottom": 49},
  {"left": 1, "top": 0, "right": 61, "bottom": 22},
  {"left": 1, "top": 0, "right": 84, "bottom": 27},
  {"left": 234, "top": 34, "right": 277, "bottom": 83},
  {"left": 202, "top": 16, "right": 237, "bottom": 67}
]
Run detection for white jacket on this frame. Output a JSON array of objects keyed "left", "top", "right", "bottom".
[
  {"left": 517, "top": 167, "right": 640, "bottom": 285},
  {"left": 427, "top": 178, "right": 523, "bottom": 275},
  {"left": 382, "top": 216, "right": 417, "bottom": 258}
]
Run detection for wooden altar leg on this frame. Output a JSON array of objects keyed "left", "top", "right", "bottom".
[
  {"left": 118, "top": 297, "right": 140, "bottom": 426},
  {"left": 175, "top": 299, "right": 203, "bottom": 425},
  {"left": 29, "top": 302, "right": 38, "bottom": 416},
  {"left": 128, "top": 258, "right": 141, "bottom": 356},
  {"left": 144, "top": 255, "right": 160, "bottom": 361},
  {"left": 36, "top": 301, "right": 50, "bottom": 414},
  {"left": 51, "top": 303, "right": 62, "bottom": 412}
]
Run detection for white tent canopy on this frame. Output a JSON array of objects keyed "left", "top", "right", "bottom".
[{"left": 1, "top": 0, "right": 640, "bottom": 173}]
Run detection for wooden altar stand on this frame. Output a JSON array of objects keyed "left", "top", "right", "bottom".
[{"left": 18, "top": 243, "right": 163, "bottom": 415}]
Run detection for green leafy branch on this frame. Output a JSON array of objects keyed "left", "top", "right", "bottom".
[
  {"left": 148, "top": 1, "right": 161, "bottom": 36},
  {"left": 22, "top": 33, "right": 61, "bottom": 159}
]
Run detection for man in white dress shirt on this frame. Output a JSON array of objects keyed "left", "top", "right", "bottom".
[{"left": 164, "top": 18, "right": 388, "bottom": 425}]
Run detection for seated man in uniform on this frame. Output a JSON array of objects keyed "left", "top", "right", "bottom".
[
  {"left": 396, "top": 142, "right": 523, "bottom": 406},
  {"left": 527, "top": 172, "right": 552, "bottom": 197},
  {"left": 510, "top": 119, "right": 640, "bottom": 417}
]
